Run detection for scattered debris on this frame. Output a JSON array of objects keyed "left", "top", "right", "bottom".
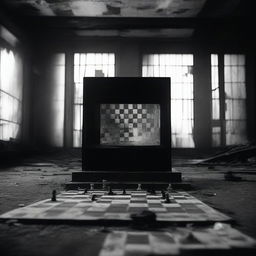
[
  {"left": 213, "top": 222, "right": 231, "bottom": 231},
  {"left": 100, "top": 227, "right": 111, "bottom": 233},
  {"left": 131, "top": 210, "right": 157, "bottom": 226},
  {"left": 5, "top": 219, "right": 20, "bottom": 226},
  {"left": 198, "top": 145, "right": 256, "bottom": 165},
  {"left": 224, "top": 171, "right": 242, "bottom": 181},
  {"left": 23, "top": 162, "right": 55, "bottom": 167},
  {"left": 203, "top": 192, "right": 217, "bottom": 197}
]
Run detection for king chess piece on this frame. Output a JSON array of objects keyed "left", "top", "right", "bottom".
[
  {"left": 51, "top": 190, "right": 57, "bottom": 202},
  {"left": 161, "top": 190, "right": 166, "bottom": 199},
  {"left": 165, "top": 193, "right": 171, "bottom": 204},
  {"left": 108, "top": 186, "right": 115, "bottom": 195}
]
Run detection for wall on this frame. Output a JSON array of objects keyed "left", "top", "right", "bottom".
[{"left": 30, "top": 36, "right": 256, "bottom": 149}]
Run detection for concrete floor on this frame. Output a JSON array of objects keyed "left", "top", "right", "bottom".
[{"left": 0, "top": 151, "right": 256, "bottom": 255}]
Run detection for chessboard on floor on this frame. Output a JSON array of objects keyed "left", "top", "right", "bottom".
[
  {"left": 99, "top": 227, "right": 256, "bottom": 256},
  {"left": 0, "top": 190, "right": 231, "bottom": 224}
]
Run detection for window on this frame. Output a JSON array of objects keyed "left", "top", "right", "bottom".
[
  {"left": 73, "top": 53, "right": 115, "bottom": 147},
  {"left": 142, "top": 54, "right": 194, "bottom": 148},
  {"left": 50, "top": 54, "right": 65, "bottom": 147},
  {"left": 225, "top": 54, "right": 246, "bottom": 145},
  {"left": 211, "top": 54, "right": 246, "bottom": 146},
  {"left": 211, "top": 54, "right": 221, "bottom": 146},
  {"left": 0, "top": 48, "right": 23, "bottom": 141}
]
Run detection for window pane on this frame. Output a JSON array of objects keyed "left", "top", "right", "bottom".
[
  {"left": 210, "top": 54, "right": 221, "bottom": 146},
  {"left": 0, "top": 48, "right": 23, "bottom": 141},
  {"left": 142, "top": 54, "right": 194, "bottom": 148},
  {"left": 48, "top": 53, "right": 65, "bottom": 147},
  {"left": 224, "top": 54, "right": 247, "bottom": 145},
  {"left": 73, "top": 53, "right": 115, "bottom": 147}
]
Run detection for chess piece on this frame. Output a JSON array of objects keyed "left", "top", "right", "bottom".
[
  {"left": 91, "top": 194, "right": 97, "bottom": 201},
  {"left": 83, "top": 187, "right": 88, "bottom": 194},
  {"left": 122, "top": 188, "right": 126, "bottom": 195},
  {"left": 90, "top": 183, "right": 94, "bottom": 190},
  {"left": 108, "top": 186, "right": 115, "bottom": 195},
  {"left": 137, "top": 184, "right": 142, "bottom": 191},
  {"left": 51, "top": 190, "right": 57, "bottom": 202},
  {"left": 167, "top": 184, "right": 172, "bottom": 192},
  {"left": 161, "top": 190, "right": 166, "bottom": 199},
  {"left": 164, "top": 193, "right": 171, "bottom": 203}
]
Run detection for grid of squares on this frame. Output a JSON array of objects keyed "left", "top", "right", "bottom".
[
  {"left": 100, "top": 104, "right": 160, "bottom": 145},
  {"left": 0, "top": 190, "right": 231, "bottom": 223},
  {"left": 100, "top": 228, "right": 256, "bottom": 256}
]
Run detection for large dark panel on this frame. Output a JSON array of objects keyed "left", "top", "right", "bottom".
[{"left": 82, "top": 77, "right": 171, "bottom": 173}]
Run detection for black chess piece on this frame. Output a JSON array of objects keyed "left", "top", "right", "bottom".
[
  {"left": 122, "top": 188, "right": 127, "bottom": 195},
  {"left": 108, "top": 186, "right": 115, "bottom": 195},
  {"left": 91, "top": 194, "right": 97, "bottom": 201},
  {"left": 83, "top": 187, "right": 88, "bottom": 194},
  {"left": 161, "top": 190, "right": 166, "bottom": 199},
  {"left": 51, "top": 190, "right": 57, "bottom": 202},
  {"left": 165, "top": 193, "right": 171, "bottom": 203}
]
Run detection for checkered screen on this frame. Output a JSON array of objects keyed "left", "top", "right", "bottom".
[{"left": 100, "top": 104, "right": 160, "bottom": 145}]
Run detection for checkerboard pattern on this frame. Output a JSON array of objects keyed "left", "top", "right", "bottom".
[
  {"left": 0, "top": 191, "right": 231, "bottom": 223},
  {"left": 100, "top": 229, "right": 256, "bottom": 256},
  {"left": 100, "top": 104, "right": 160, "bottom": 145}
]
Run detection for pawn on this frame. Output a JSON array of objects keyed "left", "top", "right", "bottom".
[
  {"left": 122, "top": 188, "right": 127, "bottom": 195},
  {"left": 137, "top": 184, "right": 142, "bottom": 191},
  {"left": 83, "top": 187, "right": 88, "bottom": 194},
  {"left": 91, "top": 194, "right": 97, "bottom": 201},
  {"left": 90, "top": 183, "right": 94, "bottom": 190},
  {"left": 108, "top": 186, "right": 115, "bottom": 195},
  {"left": 51, "top": 190, "right": 57, "bottom": 202},
  {"left": 165, "top": 193, "right": 171, "bottom": 203},
  {"left": 161, "top": 190, "right": 166, "bottom": 199},
  {"left": 167, "top": 184, "right": 172, "bottom": 192}
]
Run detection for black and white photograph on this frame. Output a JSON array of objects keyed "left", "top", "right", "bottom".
[{"left": 0, "top": 0, "right": 256, "bottom": 255}]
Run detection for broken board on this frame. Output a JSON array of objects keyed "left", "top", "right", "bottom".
[
  {"left": 0, "top": 190, "right": 231, "bottom": 224},
  {"left": 99, "top": 228, "right": 256, "bottom": 256}
]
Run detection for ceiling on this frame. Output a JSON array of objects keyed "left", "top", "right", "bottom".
[
  {"left": 0, "top": 0, "right": 253, "bottom": 39},
  {"left": 1, "top": 0, "right": 208, "bottom": 17}
]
